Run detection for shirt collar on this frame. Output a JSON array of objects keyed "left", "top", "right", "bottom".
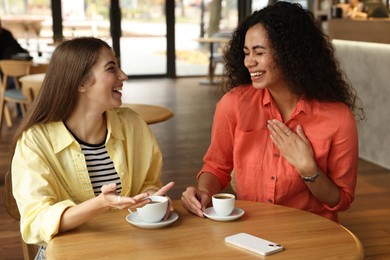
[
  {"left": 48, "top": 121, "right": 75, "bottom": 154},
  {"left": 262, "top": 88, "right": 272, "bottom": 107},
  {"left": 296, "top": 97, "right": 312, "bottom": 115},
  {"left": 48, "top": 109, "right": 125, "bottom": 153},
  {"left": 106, "top": 109, "right": 125, "bottom": 142},
  {"left": 261, "top": 88, "right": 312, "bottom": 115}
]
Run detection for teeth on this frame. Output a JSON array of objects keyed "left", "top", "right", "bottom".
[
  {"left": 113, "top": 88, "right": 122, "bottom": 93},
  {"left": 250, "top": 72, "right": 264, "bottom": 77}
]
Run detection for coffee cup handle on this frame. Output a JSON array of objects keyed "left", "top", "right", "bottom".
[{"left": 128, "top": 208, "right": 136, "bottom": 214}]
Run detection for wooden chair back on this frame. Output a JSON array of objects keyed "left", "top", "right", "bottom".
[
  {"left": 4, "top": 171, "right": 38, "bottom": 260},
  {"left": 21, "top": 79, "right": 42, "bottom": 106},
  {"left": 0, "top": 60, "right": 32, "bottom": 89},
  {"left": 30, "top": 63, "right": 48, "bottom": 74},
  {"left": 0, "top": 60, "right": 32, "bottom": 134}
]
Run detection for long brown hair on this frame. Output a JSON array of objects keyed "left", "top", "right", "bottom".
[{"left": 11, "top": 37, "right": 111, "bottom": 152}]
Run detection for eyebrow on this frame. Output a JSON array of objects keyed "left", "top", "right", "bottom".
[
  {"left": 104, "top": 61, "right": 117, "bottom": 68},
  {"left": 243, "top": 45, "right": 267, "bottom": 51}
]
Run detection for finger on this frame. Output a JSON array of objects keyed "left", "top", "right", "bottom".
[
  {"left": 117, "top": 196, "right": 136, "bottom": 205},
  {"left": 296, "top": 125, "right": 308, "bottom": 143},
  {"left": 182, "top": 190, "right": 204, "bottom": 217},
  {"left": 267, "top": 120, "right": 284, "bottom": 142},
  {"left": 182, "top": 198, "right": 204, "bottom": 218},
  {"left": 154, "top": 181, "right": 175, "bottom": 196},
  {"left": 128, "top": 198, "right": 151, "bottom": 209},
  {"left": 163, "top": 198, "right": 175, "bottom": 220},
  {"left": 273, "top": 119, "right": 292, "bottom": 136},
  {"left": 101, "top": 183, "right": 117, "bottom": 195},
  {"left": 198, "top": 192, "right": 211, "bottom": 211},
  {"left": 133, "top": 192, "right": 150, "bottom": 201}
]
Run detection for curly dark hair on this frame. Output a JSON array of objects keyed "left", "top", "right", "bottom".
[{"left": 223, "top": 2, "right": 363, "bottom": 119}]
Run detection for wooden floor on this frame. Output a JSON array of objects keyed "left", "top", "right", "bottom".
[{"left": 1, "top": 78, "right": 389, "bottom": 259}]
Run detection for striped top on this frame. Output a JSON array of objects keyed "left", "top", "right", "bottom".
[
  {"left": 80, "top": 142, "right": 122, "bottom": 196},
  {"left": 67, "top": 127, "right": 122, "bottom": 196}
]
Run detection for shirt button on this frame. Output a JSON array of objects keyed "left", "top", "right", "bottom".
[
  {"left": 268, "top": 199, "right": 273, "bottom": 203},
  {"left": 273, "top": 153, "right": 279, "bottom": 157},
  {"left": 271, "top": 176, "right": 275, "bottom": 181}
]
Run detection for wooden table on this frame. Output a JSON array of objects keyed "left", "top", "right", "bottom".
[
  {"left": 197, "top": 37, "right": 230, "bottom": 85},
  {"left": 122, "top": 104, "right": 173, "bottom": 124},
  {"left": 46, "top": 200, "right": 364, "bottom": 259},
  {"left": 19, "top": 73, "right": 46, "bottom": 88}
]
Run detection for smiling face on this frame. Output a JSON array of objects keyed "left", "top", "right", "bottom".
[
  {"left": 243, "top": 24, "right": 286, "bottom": 91},
  {"left": 80, "top": 47, "right": 128, "bottom": 112}
]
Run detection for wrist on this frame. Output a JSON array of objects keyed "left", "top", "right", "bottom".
[
  {"left": 97, "top": 193, "right": 112, "bottom": 211},
  {"left": 298, "top": 162, "right": 318, "bottom": 177},
  {"left": 300, "top": 169, "right": 321, "bottom": 183}
]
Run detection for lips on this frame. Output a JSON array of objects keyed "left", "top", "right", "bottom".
[
  {"left": 113, "top": 87, "right": 122, "bottom": 93},
  {"left": 250, "top": 71, "right": 264, "bottom": 77}
]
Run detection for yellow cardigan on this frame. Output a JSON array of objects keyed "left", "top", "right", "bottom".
[{"left": 12, "top": 107, "right": 163, "bottom": 245}]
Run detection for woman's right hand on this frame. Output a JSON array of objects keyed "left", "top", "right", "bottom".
[
  {"left": 181, "top": 186, "right": 211, "bottom": 217},
  {"left": 100, "top": 183, "right": 150, "bottom": 210}
]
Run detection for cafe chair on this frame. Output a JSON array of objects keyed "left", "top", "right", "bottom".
[
  {"left": 4, "top": 170, "right": 38, "bottom": 260},
  {"left": 29, "top": 63, "right": 48, "bottom": 74},
  {"left": 21, "top": 76, "right": 43, "bottom": 110},
  {"left": 0, "top": 60, "right": 32, "bottom": 136},
  {"left": 209, "top": 32, "right": 231, "bottom": 83}
]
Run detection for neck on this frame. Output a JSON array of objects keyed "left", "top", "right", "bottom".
[
  {"left": 65, "top": 112, "right": 107, "bottom": 145},
  {"left": 268, "top": 88, "right": 300, "bottom": 122}
]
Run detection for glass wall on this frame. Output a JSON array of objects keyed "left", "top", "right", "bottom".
[
  {"left": 0, "top": 0, "right": 52, "bottom": 62},
  {"left": 120, "top": 0, "right": 167, "bottom": 76},
  {"left": 1, "top": 0, "right": 274, "bottom": 77},
  {"left": 175, "top": 0, "right": 238, "bottom": 77}
]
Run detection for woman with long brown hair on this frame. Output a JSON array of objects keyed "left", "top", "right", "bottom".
[{"left": 11, "top": 37, "right": 174, "bottom": 258}]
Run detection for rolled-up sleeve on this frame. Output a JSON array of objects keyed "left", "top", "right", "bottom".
[
  {"left": 12, "top": 133, "right": 75, "bottom": 246},
  {"left": 198, "top": 92, "right": 237, "bottom": 188},
  {"left": 323, "top": 108, "right": 358, "bottom": 212}
]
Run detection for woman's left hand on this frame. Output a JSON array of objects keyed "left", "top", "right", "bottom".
[{"left": 267, "top": 119, "right": 317, "bottom": 175}]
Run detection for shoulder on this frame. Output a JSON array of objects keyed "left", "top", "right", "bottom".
[
  {"left": 313, "top": 101, "right": 354, "bottom": 120},
  {"left": 17, "top": 121, "right": 73, "bottom": 154},
  {"left": 221, "top": 85, "right": 260, "bottom": 104},
  {"left": 310, "top": 100, "right": 356, "bottom": 133},
  {"left": 219, "top": 85, "right": 264, "bottom": 111},
  {"left": 107, "top": 107, "right": 144, "bottom": 124},
  {"left": 24, "top": 121, "right": 64, "bottom": 139},
  {"left": 106, "top": 107, "right": 150, "bottom": 139}
]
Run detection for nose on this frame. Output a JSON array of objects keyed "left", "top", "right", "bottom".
[
  {"left": 244, "top": 53, "right": 257, "bottom": 68},
  {"left": 119, "top": 69, "right": 128, "bottom": 81}
]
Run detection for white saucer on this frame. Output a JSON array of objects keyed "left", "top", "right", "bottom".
[
  {"left": 126, "top": 212, "right": 179, "bottom": 229},
  {"left": 203, "top": 207, "right": 245, "bottom": 221}
]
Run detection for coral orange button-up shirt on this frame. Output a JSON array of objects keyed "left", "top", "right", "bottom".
[{"left": 198, "top": 86, "right": 358, "bottom": 222}]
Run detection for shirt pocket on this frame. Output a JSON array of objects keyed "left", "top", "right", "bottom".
[{"left": 233, "top": 129, "right": 269, "bottom": 169}]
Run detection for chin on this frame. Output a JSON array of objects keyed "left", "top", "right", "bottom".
[{"left": 251, "top": 82, "right": 266, "bottom": 90}]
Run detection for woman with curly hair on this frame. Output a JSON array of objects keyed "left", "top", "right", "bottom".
[{"left": 182, "top": 2, "right": 363, "bottom": 222}]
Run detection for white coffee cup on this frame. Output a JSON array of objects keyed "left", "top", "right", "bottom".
[
  {"left": 136, "top": 195, "right": 168, "bottom": 223},
  {"left": 212, "top": 193, "right": 235, "bottom": 216}
]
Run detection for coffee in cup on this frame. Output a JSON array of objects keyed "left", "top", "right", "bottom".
[
  {"left": 212, "top": 193, "right": 235, "bottom": 216},
  {"left": 136, "top": 195, "right": 168, "bottom": 223}
]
